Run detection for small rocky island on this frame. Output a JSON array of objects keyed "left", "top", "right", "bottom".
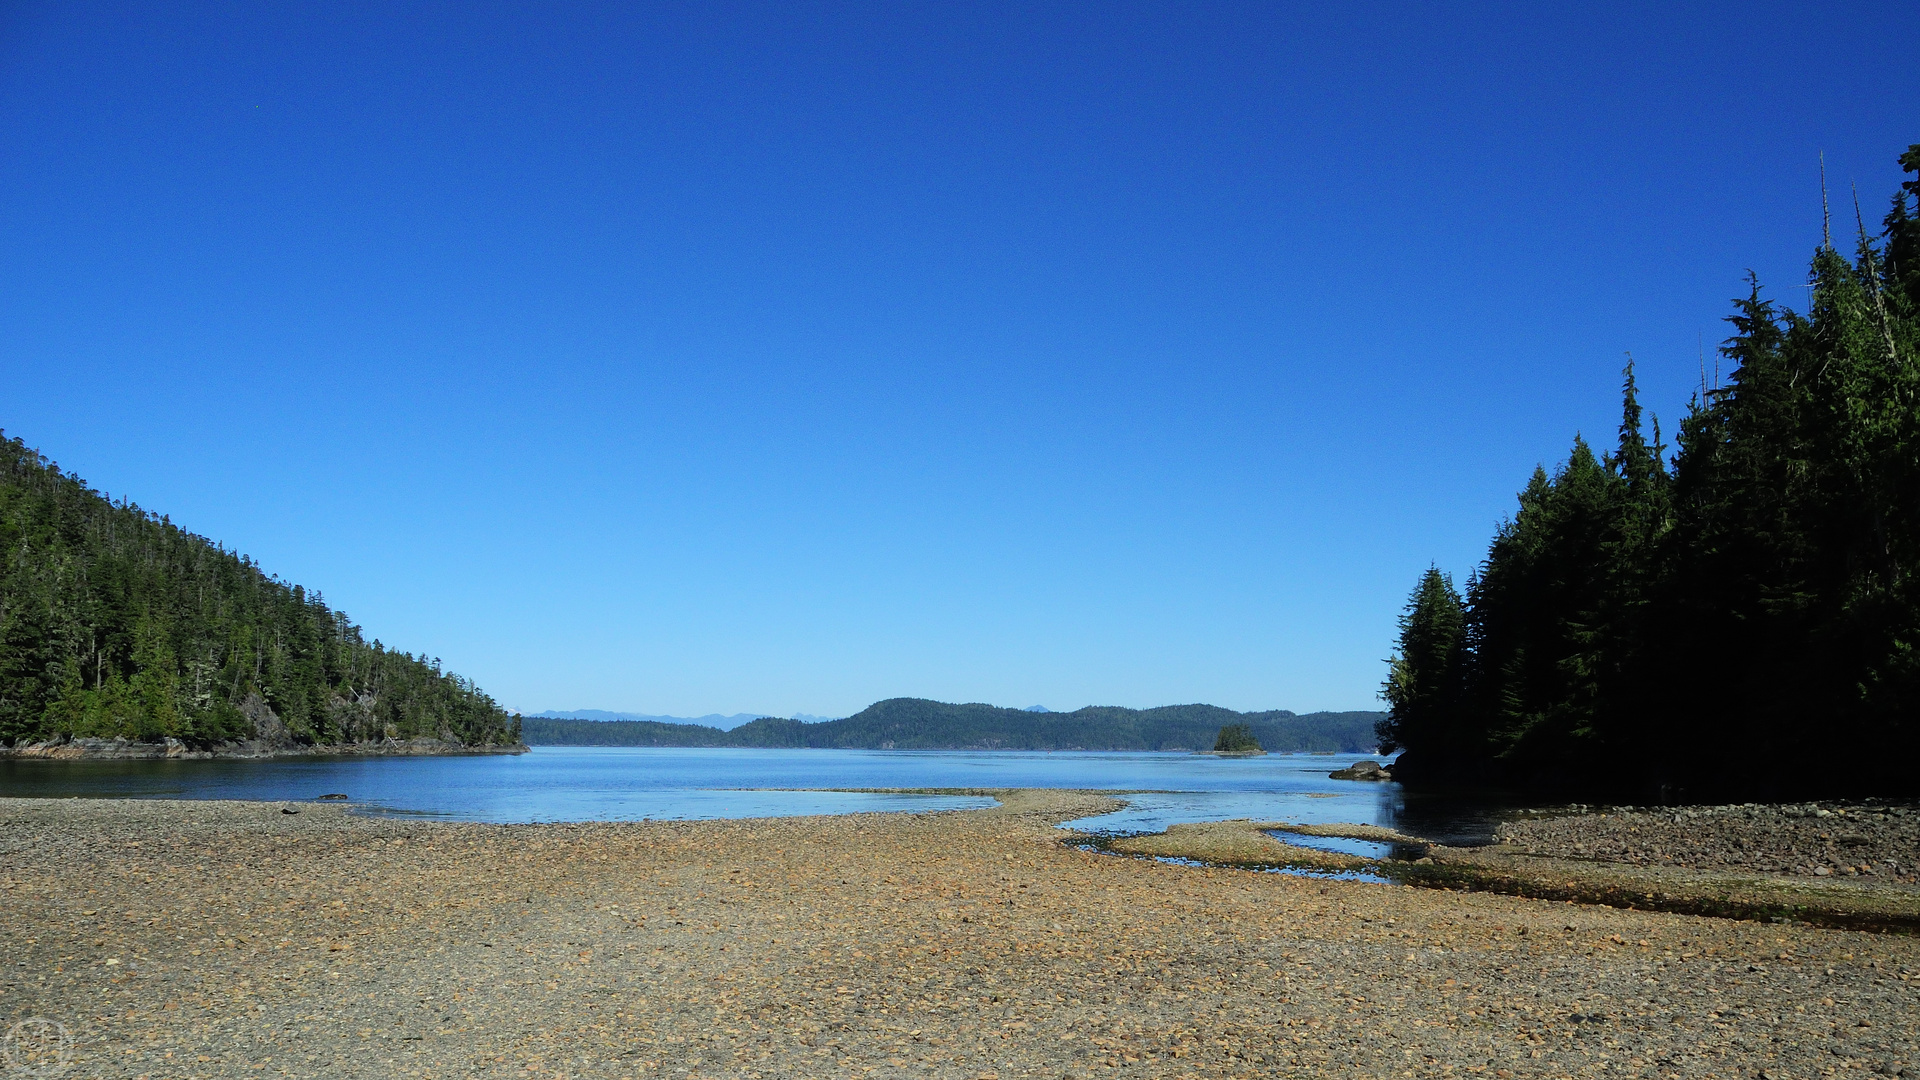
[{"left": 1201, "top": 722, "right": 1265, "bottom": 756}]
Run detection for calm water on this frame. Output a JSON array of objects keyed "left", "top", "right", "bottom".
[{"left": 0, "top": 747, "right": 1505, "bottom": 841}]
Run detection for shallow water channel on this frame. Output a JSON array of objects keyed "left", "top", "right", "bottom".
[{"left": 1263, "top": 831, "right": 1398, "bottom": 860}]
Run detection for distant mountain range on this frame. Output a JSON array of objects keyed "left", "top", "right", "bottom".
[
  {"left": 529, "top": 710, "right": 846, "bottom": 730},
  {"left": 520, "top": 698, "right": 1385, "bottom": 753}
]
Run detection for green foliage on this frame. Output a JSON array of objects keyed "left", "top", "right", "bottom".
[
  {"left": 1212, "top": 723, "right": 1261, "bottom": 752},
  {"left": 1389, "top": 145, "right": 1920, "bottom": 799},
  {"left": 0, "top": 436, "right": 520, "bottom": 749},
  {"left": 522, "top": 698, "right": 1384, "bottom": 752},
  {"left": 1378, "top": 567, "right": 1468, "bottom": 757}
]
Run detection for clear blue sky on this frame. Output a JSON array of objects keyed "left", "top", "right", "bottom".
[{"left": 2, "top": 3, "right": 1914, "bottom": 717}]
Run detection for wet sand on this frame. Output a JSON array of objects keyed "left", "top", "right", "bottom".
[{"left": 2, "top": 791, "right": 1915, "bottom": 1078}]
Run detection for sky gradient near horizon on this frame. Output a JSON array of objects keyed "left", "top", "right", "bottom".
[{"left": 3, "top": 2, "right": 1915, "bottom": 717}]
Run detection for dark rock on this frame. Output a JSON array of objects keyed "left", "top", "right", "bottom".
[
  {"left": 240, "top": 691, "right": 292, "bottom": 746},
  {"left": 1330, "top": 760, "right": 1392, "bottom": 781}
]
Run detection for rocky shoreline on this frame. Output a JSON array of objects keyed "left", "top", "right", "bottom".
[
  {"left": 1492, "top": 800, "right": 1920, "bottom": 883},
  {"left": 2, "top": 791, "right": 1915, "bottom": 1078},
  {"left": 1389, "top": 799, "right": 1920, "bottom": 933},
  {"left": 0, "top": 735, "right": 529, "bottom": 760}
]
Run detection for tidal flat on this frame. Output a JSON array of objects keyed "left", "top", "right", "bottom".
[{"left": 2, "top": 791, "right": 1916, "bottom": 1079}]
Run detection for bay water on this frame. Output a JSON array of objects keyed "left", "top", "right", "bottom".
[{"left": 0, "top": 746, "right": 1503, "bottom": 841}]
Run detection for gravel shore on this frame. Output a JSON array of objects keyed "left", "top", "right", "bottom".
[
  {"left": 1493, "top": 802, "right": 1920, "bottom": 884},
  {"left": 2, "top": 792, "right": 1916, "bottom": 1079}
]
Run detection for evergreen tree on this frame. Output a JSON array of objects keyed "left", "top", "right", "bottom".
[
  {"left": 1884, "top": 145, "right": 1920, "bottom": 311},
  {"left": 1378, "top": 567, "right": 1468, "bottom": 759},
  {"left": 1466, "top": 436, "right": 1625, "bottom": 774}
]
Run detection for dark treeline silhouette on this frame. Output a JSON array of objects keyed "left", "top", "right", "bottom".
[
  {"left": 0, "top": 436, "right": 521, "bottom": 749},
  {"left": 1382, "top": 145, "right": 1920, "bottom": 800},
  {"left": 524, "top": 698, "right": 1383, "bottom": 752}
]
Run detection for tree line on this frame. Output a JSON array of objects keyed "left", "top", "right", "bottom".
[
  {"left": 0, "top": 436, "right": 521, "bottom": 749},
  {"left": 1380, "top": 144, "right": 1920, "bottom": 800}
]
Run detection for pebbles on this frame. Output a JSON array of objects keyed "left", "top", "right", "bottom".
[
  {"left": 2, "top": 792, "right": 1916, "bottom": 1079},
  {"left": 1496, "top": 802, "right": 1920, "bottom": 882}
]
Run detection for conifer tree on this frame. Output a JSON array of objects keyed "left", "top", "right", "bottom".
[{"left": 1378, "top": 567, "right": 1468, "bottom": 759}]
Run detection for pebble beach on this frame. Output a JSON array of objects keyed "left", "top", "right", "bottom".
[{"left": 2, "top": 791, "right": 1916, "bottom": 1079}]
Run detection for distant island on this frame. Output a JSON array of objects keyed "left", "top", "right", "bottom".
[
  {"left": 0, "top": 434, "right": 523, "bottom": 758},
  {"left": 521, "top": 697, "right": 1384, "bottom": 752},
  {"left": 1209, "top": 723, "right": 1264, "bottom": 755}
]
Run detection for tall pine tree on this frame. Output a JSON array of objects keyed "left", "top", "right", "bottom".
[{"left": 1378, "top": 567, "right": 1468, "bottom": 762}]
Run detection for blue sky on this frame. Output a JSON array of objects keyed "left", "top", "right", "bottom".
[{"left": 2, "top": 2, "right": 1914, "bottom": 717}]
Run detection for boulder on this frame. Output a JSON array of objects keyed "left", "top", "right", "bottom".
[{"left": 1329, "top": 760, "right": 1392, "bottom": 781}]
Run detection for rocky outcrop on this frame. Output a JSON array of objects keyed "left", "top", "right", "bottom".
[
  {"left": 1329, "top": 759, "right": 1392, "bottom": 781},
  {"left": 241, "top": 692, "right": 294, "bottom": 748},
  {"left": 3, "top": 737, "right": 203, "bottom": 760}
]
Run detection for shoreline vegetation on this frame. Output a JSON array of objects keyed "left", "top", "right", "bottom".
[
  {"left": 520, "top": 698, "right": 1382, "bottom": 752},
  {"left": 1381, "top": 144, "right": 1920, "bottom": 802},
  {"left": 0, "top": 434, "right": 522, "bottom": 757},
  {"left": 5, "top": 791, "right": 1914, "bottom": 1078}
]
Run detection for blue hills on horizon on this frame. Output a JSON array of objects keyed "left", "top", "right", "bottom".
[
  {"left": 532, "top": 706, "right": 1053, "bottom": 728},
  {"left": 520, "top": 698, "right": 1384, "bottom": 752},
  {"left": 529, "top": 709, "right": 842, "bottom": 730}
]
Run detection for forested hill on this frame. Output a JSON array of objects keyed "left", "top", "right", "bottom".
[
  {"left": 1380, "top": 143, "right": 1920, "bottom": 801},
  {"left": 0, "top": 434, "right": 521, "bottom": 750},
  {"left": 522, "top": 698, "right": 1385, "bottom": 752}
]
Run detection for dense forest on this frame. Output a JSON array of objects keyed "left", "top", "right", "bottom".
[
  {"left": 1382, "top": 145, "right": 1920, "bottom": 800},
  {"left": 523, "top": 697, "right": 1384, "bottom": 752},
  {"left": 0, "top": 436, "right": 521, "bottom": 750}
]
